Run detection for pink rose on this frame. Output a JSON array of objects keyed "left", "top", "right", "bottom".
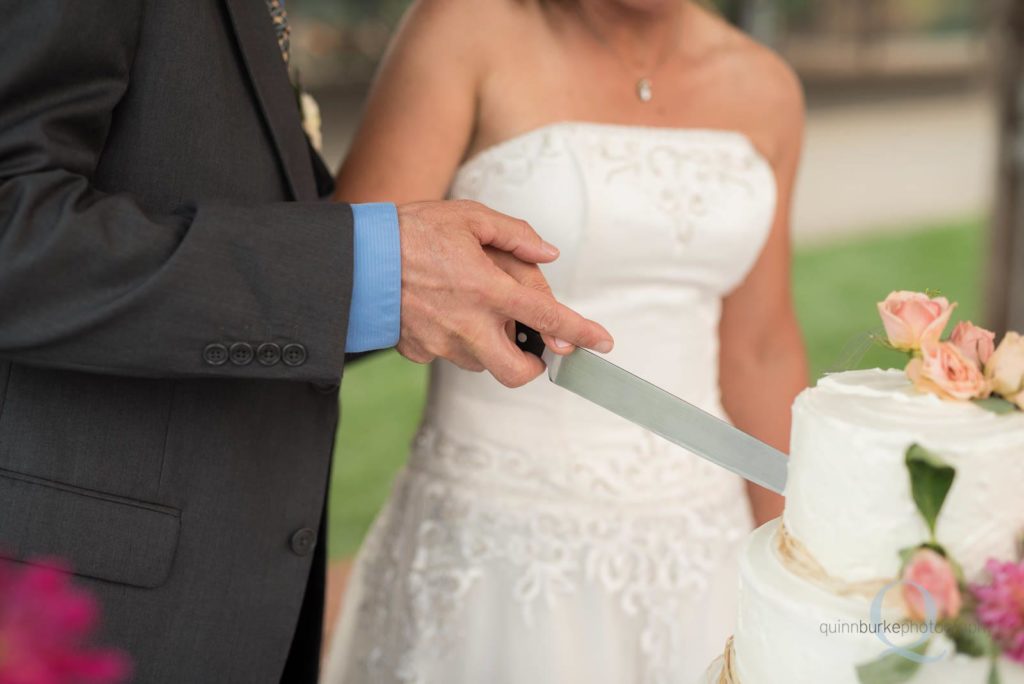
[
  {"left": 902, "top": 548, "right": 962, "bottom": 622},
  {"left": 986, "top": 332, "right": 1024, "bottom": 409},
  {"left": 877, "top": 291, "right": 955, "bottom": 351},
  {"left": 906, "top": 341, "right": 990, "bottom": 401},
  {"left": 950, "top": 321, "right": 996, "bottom": 368}
]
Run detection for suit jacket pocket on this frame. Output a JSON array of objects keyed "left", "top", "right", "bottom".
[
  {"left": 0, "top": 468, "right": 180, "bottom": 589},
  {"left": 0, "top": 364, "right": 174, "bottom": 501}
]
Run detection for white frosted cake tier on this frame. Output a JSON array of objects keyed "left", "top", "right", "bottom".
[
  {"left": 725, "top": 521, "right": 1024, "bottom": 684},
  {"left": 783, "top": 369, "right": 1024, "bottom": 584}
]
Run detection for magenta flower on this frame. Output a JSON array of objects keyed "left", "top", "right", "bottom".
[
  {"left": 0, "top": 559, "right": 131, "bottom": 684},
  {"left": 972, "top": 558, "right": 1024, "bottom": 663}
]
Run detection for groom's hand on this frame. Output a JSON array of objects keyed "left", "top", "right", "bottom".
[{"left": 395, "top": 201, "right": 614, "bottom": 387}]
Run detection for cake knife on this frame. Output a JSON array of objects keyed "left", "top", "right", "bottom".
[{"left": 515, "top": 323, "right": 789, "bottom": 494}]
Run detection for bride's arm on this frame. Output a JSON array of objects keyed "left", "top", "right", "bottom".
[
  {"left": 334, "top": 0, "right": 487, "bottom": 203},
  {"left": 719, "top": 54, "right": 809, "bottom": 527}
]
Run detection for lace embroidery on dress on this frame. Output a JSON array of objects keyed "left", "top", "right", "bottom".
[
  {"left": 455, "top": 124, "right": 766, "bottom": 251},
  {"left": 588, "top": 131, "right": 761, "bottom": 249},
  {"left": 345, "top": 427, "right": 750, "bottom": 684}
]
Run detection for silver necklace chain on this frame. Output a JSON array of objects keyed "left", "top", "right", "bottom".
[{"left": 574, "top": 5, "right": 682, "bottom": 103}]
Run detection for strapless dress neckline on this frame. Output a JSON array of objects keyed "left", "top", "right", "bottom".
[{"left": 459, "top": 120, "right": 773, "bottom": 180}]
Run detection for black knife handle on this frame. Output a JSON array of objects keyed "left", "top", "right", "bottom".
[{"left": 514, "top": 322, "right": 546, "bottom": 358}]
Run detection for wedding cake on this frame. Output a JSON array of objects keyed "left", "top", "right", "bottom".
[{"left": 704, "top": 292, "right": 1024, "bottom": 684}]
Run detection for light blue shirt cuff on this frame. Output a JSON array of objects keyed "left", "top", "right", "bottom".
[{"left": 346, "top": 203, "right": 401, "bottom": 353}]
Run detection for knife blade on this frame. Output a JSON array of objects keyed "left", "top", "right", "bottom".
[{"left": 515, "top": 323, "right": 788, "bottom": 494}]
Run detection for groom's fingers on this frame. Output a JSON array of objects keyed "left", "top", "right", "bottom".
[
  {"left": 484, "top": 248, "right": 569, "bottom": 354},
  {"left": 462, "top": 202, "right": 560, "bottom": 265},
  {"left": 446, "top": 344, "right": 487, "bottom": 373},
  {"left": 393, "top": 200, "right": 611, "bottom": 385},
  {"left": 494, "top": 283, "right": 614, "bottom": 356},
  {"left": 396, "top": 337, "right": 434, "bottom": 365},
  {"left": 471, "top": 325, "right": 547, "bottom": 388}
]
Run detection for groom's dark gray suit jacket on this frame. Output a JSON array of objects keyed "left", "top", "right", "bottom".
[{"left": 0, "top": 0, "right": 358, "bottom": 681}]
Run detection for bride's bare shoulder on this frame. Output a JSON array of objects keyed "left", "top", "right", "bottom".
[
  {"left": 691, "top": 8, "right": 801, "bottom": 99},
  {"left": 688, "top": 6, "right": 805, "bottom": 162}
]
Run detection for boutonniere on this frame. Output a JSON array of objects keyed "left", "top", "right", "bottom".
[{"left": 292, "top": 72, "right": 323, "bottom": 154}]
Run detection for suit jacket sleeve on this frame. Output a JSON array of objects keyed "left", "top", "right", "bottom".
[{"left": 0, "top": 0, "right": 353, "bottom": 383}]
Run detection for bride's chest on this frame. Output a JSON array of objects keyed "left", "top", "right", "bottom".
[{"left": 451, "top": 123, "right": 777, "bottom": 297}]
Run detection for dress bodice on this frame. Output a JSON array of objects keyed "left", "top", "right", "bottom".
[{"left": 414, "top": 122, "right": 777, "bottom": 505}]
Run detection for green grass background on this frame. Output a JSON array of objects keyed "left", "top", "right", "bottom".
[{"left": 327, "top": 218, "right": 985, "bottom": 558}]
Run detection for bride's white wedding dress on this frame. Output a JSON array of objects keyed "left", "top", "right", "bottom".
[{"left": 325, "top": 122, "right": 777, "bottom": 684}]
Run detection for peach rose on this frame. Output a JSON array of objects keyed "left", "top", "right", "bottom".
[
  {"left": 902, "top": 548, "right": 962, "bottom": 622},
  {"left": 877, "top": 291, "right": 955, "bottom": 351},
  {"left": 906, "top": 341, "right": 990, "bottom": 401},
  {"left": 950, "top": 321, "right": 996, "bottom": 368},
  {"left": 986, "top": 332, "right": 1024, "bottom": 409}
]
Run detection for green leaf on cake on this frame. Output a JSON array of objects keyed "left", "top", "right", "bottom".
[
  {"left": 989, "top": 652, "right": 1003, "bottom": 684},
  {"left": 948, "top": 629, "right": 1004, "bottom": 684},
  {"left": 946, "top": 617, "right": 996, "bottom": 658},
  {"left": 855, "top": 642, "right": 929, "bottom": 684},
  {"left": 972, "top": 397, "right": 1020, "bottom": 415},
  {"left": 905, "top": 444, "right": 956, "bottom": 542}
]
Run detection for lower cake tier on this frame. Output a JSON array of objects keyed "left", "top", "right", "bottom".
[{"left": 725, "top": 521, "right": 1024, "bottom": 684}]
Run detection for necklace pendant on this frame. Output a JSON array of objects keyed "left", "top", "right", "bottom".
[{"left": 637, "top": 78, "right": 653, "bottom": 103}]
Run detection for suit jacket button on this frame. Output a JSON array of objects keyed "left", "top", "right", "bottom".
[
  {"left": 313, "top": 382, "right": 339, "bottom": 394},
  {"left": 257, "top": 342, "right": 281, "bottom": 366},
  {"left": 203, "top": 343, "right": 228, "bottom": 366},
  {"left": 282, "top": 343, "right": 307, "bottom": 367},
  {"left": 229, "top": 342, "right": 254, "bottom": 366},
  {"left": 290, "top": 528, "right": 317, "bottom": 556}
]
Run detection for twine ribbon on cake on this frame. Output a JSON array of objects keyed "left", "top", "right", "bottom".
[
  {"left": 715, "top": 637, "right": 739, "bottom": 684},
  {"left": 775, "top": 524, "right": 893, "bottom": 600},
  {"left": 711, "top": 525, "right": 900, "bottom": 682}
]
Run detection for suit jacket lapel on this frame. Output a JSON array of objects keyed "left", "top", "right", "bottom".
[{"left": 223, "top": 0, "right": 317, "bottom": 201}]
